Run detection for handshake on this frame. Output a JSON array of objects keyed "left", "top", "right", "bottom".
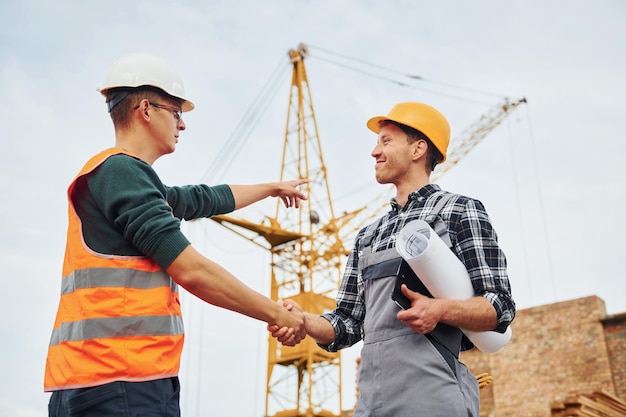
[
  {"left": 267, "top": 286, "right": 434, "bottom": 348},
  {"left": 268, "top": 300, "right": 309, "bottom": 346}
]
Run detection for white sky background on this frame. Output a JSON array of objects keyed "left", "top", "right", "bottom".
[{"left": 1, "top": 0, "right": 625, "bottom": 416}]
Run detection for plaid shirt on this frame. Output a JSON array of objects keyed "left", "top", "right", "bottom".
[{"left": 321, "top": 183, "right": 515, "bottom": 351}]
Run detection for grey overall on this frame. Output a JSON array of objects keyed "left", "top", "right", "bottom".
[{"left": 353, "top": 195, "right": 480, "bottom": 417}]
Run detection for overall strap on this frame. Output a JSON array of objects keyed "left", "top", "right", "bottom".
[
  {"left": 423, "top": 191, "right": 459, "bottom": 249},
  {"left": 410, "top": 191, "right": 465, "bottom": 359}
]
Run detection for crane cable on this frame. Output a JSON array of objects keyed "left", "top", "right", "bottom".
[
  {"left": 198, "top": 57, "right": 291, "bottom": 184},
  {"left": 515, "top": 104, "right": 557, "bottom": 301},
  {"left": 506, "top": 117, "right": 533, "bottom": 305},
  {"left": 307, "top": 44, "right": 505, "bottom": 106}
]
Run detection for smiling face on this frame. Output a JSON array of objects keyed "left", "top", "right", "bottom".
[{"left": 371, "top": 123, "right": 416, "bottom": 186}]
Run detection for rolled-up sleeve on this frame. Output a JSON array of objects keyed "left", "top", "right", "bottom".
[
  {"left": 454, "top": 198, "right": 516, "bottom": 332},
  {"left": 319, "top": 242, "right": 365, "bottom": 351}
]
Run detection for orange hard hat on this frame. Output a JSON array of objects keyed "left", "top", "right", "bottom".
[{"left": 367, "top": 102, "right": 450, "bottom": 162}]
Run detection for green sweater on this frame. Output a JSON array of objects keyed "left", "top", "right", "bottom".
[{"left": 72, "top": 153, "right": 235, "bottom": 269}]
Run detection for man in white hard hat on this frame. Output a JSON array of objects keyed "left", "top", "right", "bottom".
[
  {"left": 44, "top": 52, "right": 307, "bottom": 416},
  {"left": 271, "top": 102, "right": 515, "bottom": 416}
]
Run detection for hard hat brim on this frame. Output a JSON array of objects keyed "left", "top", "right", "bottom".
[
  {"left": 97, "top": 86, "right": 195, "bottom": 112},
  {"left": 365, "top": 105, "right": 449, "bottom": 163},
  {"left": 366, "top": 116, "right": 389, "bottom": 134}
]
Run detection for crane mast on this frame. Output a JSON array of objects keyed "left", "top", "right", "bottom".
[
  {"left": 212, "top": 43, "right": 355, "bottom": 417},
  {"left": 264, "top": 42, "right": 346, "bottom": 417}
]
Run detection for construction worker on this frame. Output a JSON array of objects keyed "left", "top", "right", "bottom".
[
  {"left": 271, "top": 102, "right": 515, "bottom": 416},
  {"left": 44, "top": 52, "right": 306, "bottom": 417}
]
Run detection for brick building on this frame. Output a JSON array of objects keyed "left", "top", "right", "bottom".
[{"left": 460, "top": 295, "right": 626, "bottom": 416}]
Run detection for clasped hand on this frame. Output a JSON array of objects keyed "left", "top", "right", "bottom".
[{"left": 268, "top": 299, "right": 305, "bottom": 346}]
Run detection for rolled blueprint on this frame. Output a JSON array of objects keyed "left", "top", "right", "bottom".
[{"left": 395, "top": 219, "right": 512, "bottom": 354}]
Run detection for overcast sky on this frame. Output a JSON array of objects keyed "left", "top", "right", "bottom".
[{"left": 1, "top": 1, "right": 625, "bottom": 416}]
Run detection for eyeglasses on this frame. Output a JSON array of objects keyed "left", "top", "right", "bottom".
[{"left": 149, "top": 102, "right": 183, "bottom": 122}]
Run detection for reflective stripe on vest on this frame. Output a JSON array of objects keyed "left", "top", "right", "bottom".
[{"left": 44, "top": 148, "right": 184, "bottom": 392}]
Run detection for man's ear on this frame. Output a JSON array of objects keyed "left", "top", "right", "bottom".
[
  {"left": 412, "top": 139, "right": 428, "bottom": 161},
  {"left": 137, "top": 99, "right": 150, "bottom": 120}
]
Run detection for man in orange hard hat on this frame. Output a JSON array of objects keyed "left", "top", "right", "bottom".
[
  {"left": 272, "top": 102, "right": 515, "bottom": 416},
  {"left": 44, "top": 52, "right": 307, "bottom": 417}
]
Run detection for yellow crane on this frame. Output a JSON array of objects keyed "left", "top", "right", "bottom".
[
  {"left": 210, "top": 43, "right": 526, "bottom": 417},
  {"left": 212, "top": 43, "right": 353, "bottom": 417}
]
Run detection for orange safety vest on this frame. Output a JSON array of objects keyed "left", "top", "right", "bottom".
[{"left": 44, "top": 148, "right": 184, "bottom": 391}]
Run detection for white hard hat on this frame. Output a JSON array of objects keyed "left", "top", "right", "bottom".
[{"left": 98, "top": 52, "right": 194, "bottom": 112}]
